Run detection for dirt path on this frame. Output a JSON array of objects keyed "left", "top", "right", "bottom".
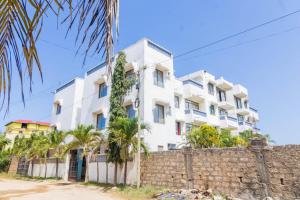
[{"left": 0, "top": 178, "right": 122, "bottom": 200}]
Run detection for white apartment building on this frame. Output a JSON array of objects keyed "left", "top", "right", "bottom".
[{"left": 51, "top": 38, "right": 260, "bottom": 152}]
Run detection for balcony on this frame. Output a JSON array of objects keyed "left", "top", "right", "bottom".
[
  {"left": 236, "top": 107, "right": 250, "bottom": 115},
  {"left": 216, "top": 77, "right": 233, "bottom": 90},
  {"left": 233, "top": 84, "right": 248, "bottom": 98},
  {"left": 182, "top": 80, "right": 205, "bottom": 102},
  {"left": 218, "top": 100, "right": 235, "bottom": 110},
  {"left": 238, "top": 121, "right": 254, "bottom": 131},
  {"left": 249, "top": 107, "right": 259, "bottom": 121},
  {"left": 185, "top": 109, "right": 207, "bottom": 124},
  {"left": 219, "top": 115, "right": 238, "bottom": 129}
]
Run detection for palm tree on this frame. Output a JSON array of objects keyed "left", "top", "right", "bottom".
[
  {"left": 31, "top": 133, "right": 51, "bottom": 178},
  {"left": 90, "top": 134, "right": 106, "bottom": 183},
  {"left": 48, "top": 130, "right": 66, "bottom": 179},
  {"left": 0, "top": 0, "right": 119, "bottom": 111},
  {"left": 0, "top": 134, "right": 10, "bottom": 151},
  {"left": 64, "top": 125, "right": 103, "bottom": 183},
  {"left": 109, "top": 117, "right": 149, "bottom": 185}
]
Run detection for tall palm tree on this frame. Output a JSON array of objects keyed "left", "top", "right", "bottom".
[
  {"left": 109, "top": 117, "right": 149, "bottom": 185},
  {"left": 47, "top": 130, "right": 66, "bottom": 179},
  {"left": 90, "top": 133, "right": 106, "bottom": 183},
  {"left": 0, "top": 0, "right": 119, "bottom": 111},
  {"left": 64, "top": 125, "right": 103, "bottom": 183}
]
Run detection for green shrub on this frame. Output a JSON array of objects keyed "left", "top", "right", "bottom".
[{"left": 0, "top": 150, "right": 10, "bottom": 172}]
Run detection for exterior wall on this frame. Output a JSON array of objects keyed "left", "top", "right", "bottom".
[
  {"left": 141, "top": 142, "right": 300, "bottom": 199},
  {"left": 51, "top": 38, "right": 260, "bottom": 152}
]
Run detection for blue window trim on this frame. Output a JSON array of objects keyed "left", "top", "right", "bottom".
[
  {"left": 96, "top": 114, "right": 106, "bottom": 130},
  {"left": 126, "top": 105, "right": 135, "bottom": 119},
  {"left": 147, "top": 40, "right": 172, "bottom": 57},
  {"left": 183, "top": 80, "right": 203, "bottom": 89},
  {"left": 98, "top": 83, "right": 107, "bottom": 98},
  {"left": 55, "top": 79, "right": 75, "bottom": 93}
]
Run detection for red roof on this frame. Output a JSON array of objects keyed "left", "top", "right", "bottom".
[{"left": 7, "top": 120, "right": 50, "bottom": 126}]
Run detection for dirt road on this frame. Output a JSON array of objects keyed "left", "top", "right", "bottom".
[{"left": 0, "top": 178, "right": 122, "bottom": 200}]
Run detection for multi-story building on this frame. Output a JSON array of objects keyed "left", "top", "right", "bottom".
[
  {"left": 51, "top": 38, "right": 260, "bottom": 151},
  {"left": 4, "top": 119, "right": 50, "bottom": 148}
]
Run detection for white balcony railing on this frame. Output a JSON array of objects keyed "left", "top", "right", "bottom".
[
  {"left": 185, "top": 109, "right": 207, "bottom": 124},
  {"left": 182, "top": 80, "right": 205, "bottom": 102},
  {"left": 219, "top": 115, "right": 238, "bottom": 129}
]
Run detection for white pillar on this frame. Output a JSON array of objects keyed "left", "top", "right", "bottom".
[{"left": 63, "top": 153, "right": 70, "bottom": 182}]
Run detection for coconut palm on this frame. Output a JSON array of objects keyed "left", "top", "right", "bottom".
[
  {"left": 109, "top": 117, "right": 149, "bottom": 185},
  {"left": 0, "top": 0, "right": 119, "bottom": 111},
  {"left": 64, "top": 125, "right": 103, "bottom": 183},
  {"left": 47, "top": 130, "right": 66, "bottom": 179},
  {"left": 90, "top": 133, "right": 106, "bottom": 183},
  {"left": 0, "top": 134, "right": 10, "bottom": 151}
]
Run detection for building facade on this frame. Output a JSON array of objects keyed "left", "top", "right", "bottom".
[
  {"left": 51, "top": 38, "right": 260, "bottom": 152},
  {"left": 5, "top": 119, "right": 50, "bottom": 147}
]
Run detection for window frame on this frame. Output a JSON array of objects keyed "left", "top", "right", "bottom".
[
  {"left": 174, "top": 96, "right": 180, "bottom": 108},
  {"left": 98, "top": 83, "right": 107, "bottom": 98},
  {"left": 176, "top": 121, "right": 181, "bottom": 135},
  {"left": 154, "top": 104, "right": 165, "bottom": 124},
  {"left": 154, "top": 69, "right": 164, "bottom": 87},
  {"left": 208, "top": 83, "right": 215, "bottom": 95},
  {"left": 235, "top": 97, "right": 243, "bottom": 109},
  {"left": 56, "top": 104, "right": 62, "bottom": 115},
  {"left": 209, "top": 104, "right": 216, "bottom": 115},
  {"left": 96, "top": 113, "right": 106, "bottom": 130}
]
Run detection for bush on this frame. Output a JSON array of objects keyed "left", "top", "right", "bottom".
[
  {"left": 186, "top": 125, "right": 221, "bottom": 148},
  {"left": 0, "top": 150, "right": 10, "bottom": 172}
]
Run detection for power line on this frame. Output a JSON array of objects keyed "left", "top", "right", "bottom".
[{"left": 173, "top": 9, "right": 300, "bottom": 60}]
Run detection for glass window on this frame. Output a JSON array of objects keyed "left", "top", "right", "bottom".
[
  {"left": 154, "top": 104, "right": 165, "bottom": 123},
  {"left": 157, "top": 145, "right": 164, "bottom": 151},
  {"left": 154, "top": 69, "right": 164, "bottom": 87},
  {"left": 217, "top": 89, "right": 226, "bottom": 102},
  {"left": 235, "top": 97, "right": 243, "bottom": 109},
  {"left": 56, "top": 104, "right": 61, "bottom": 115},
  {"left": 209, "top": 105, "right": 216, "bottom": 115},
  {"left": 98, "top": 83, "right": 107, "bottom": 98},
  {"left": 168, "top": 143, "right": 176, "bottom": 150},
  {"left": 176, "top": 121, "right": 181, "bottom": 135},
  {"left": 174, "top": 96, "right": 180, "bottom": 108},
  {"left": 96, "top": 113, "right": 106, "bottom": 130},
  {"left": 185, "top": 99, "right": 199, "bottom": 110},
  {"left": 186, "top": 123, "right": 193, "bottom": 133},
  {"left": 208, "top": 83, "right": 215, "bottom": 95},
  {"left": 237, "top": 114, "right": 244, "bottom": 122},
  {"left": 219, "top": 108, "right": 227, "bottom": 116},
  {"left": 126, "top": 105, "right": 135, "bottom": 119},
  {"left": 244, "top": 100, "right": 248, "bottom": 109},
  {"left": 125, "top": 69, "right": 135, "bottom": 80},
  {"left": 21, "top": 123, "right": 27, "bottom": 129}
]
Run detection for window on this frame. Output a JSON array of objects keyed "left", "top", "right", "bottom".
[
  {"left": 168, "top": 143, "right": 176, "bottom": 150},
  {"left": 237, "top": 114, "right": 244, "bottom": 123},
  {"left": 208, "top": 83, "right": 215, "bottom": 95},
  {"left": 157, "top": 145, "right": 164, "bottom": 151},
  {"left": 219, "top": 108, "right": 227, "bottom": 116},
  {"left": 217, "top": 89, "right": 226, "bottom": 102},
  {"left": 21, "top": 123, "right": 27, "bottom": 129},
  {"left": 154, "top": 69, "right": 164, "bottom": 87},
  {"left": 56, "top": 104, "right": 61, "bottom": 115},
  {"left": 174, "top": 96, "right": 180, "bottom": 108},
  {"left": 98, "top": 83, "right": 107, "bottom": 98},
  {"left": 186, "top": 123, "right": 193, "bottom": 133},
  {"left": 235, "top": 97, "right": 243, "bottom": 109},
  {"left": 244, "top": 100, "right": 248, "bottom": 109},
  {"left": 154, "top": 104, "right": 165, "bottom": 123},
  {"left": 125, "top": 69, "right": 135, "bottom": 80},
  {"left": 176, "top": 121, "right": 181, "bottom": 135},
  {"left": 185, "top": 99, "right": 199, "bottom": 110},
  {"left": 126, "top": 105, "right": 135, "bottom": 119},
  {"left": 96, "top": 113, "right": 106, "bottom": 130},
  {"left": 209, "top": 105, "right": 216, "bottom": 115}
]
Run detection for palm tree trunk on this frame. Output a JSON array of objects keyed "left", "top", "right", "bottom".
[
  {"left": 124, "top": 159, "right": 127, "bottom": 185},
  {"left": 31, "top": 161, "right": 34, "bottom": 177},
  {"left": 96, "top": 158, "right": 99, "bottom": 183},
  {"left": 85, "top": 154, "right": 90, "bottom": 183},
  {"left": 55, "top": 157, "right": 59, "bottom": 179},
  {"left": 114, "top": 161, "right": 118, "bottom": 185},
  {"left": 44, "top": 156, "right": 47, "bottom": 179}
]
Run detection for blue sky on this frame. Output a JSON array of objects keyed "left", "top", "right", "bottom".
[{"left": 2, "top": 0, "right": 300, "bottom": 144}]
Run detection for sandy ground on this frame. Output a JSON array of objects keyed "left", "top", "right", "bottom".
[{"left": 0, "top": 178, "right": 122, "bottom": 200}]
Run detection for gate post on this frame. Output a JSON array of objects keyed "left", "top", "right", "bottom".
[{"left": 183, "top": 147, "right": 194, "bottom": 189}]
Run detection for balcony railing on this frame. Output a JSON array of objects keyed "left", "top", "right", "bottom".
[
  {"left": 185, "top": 109, "right": 207, "bottom": 117},
  {"left": 219, "top": 115, "right": 237, "bottom": 122},
  {"left": 183, "top": 80, "right": 204, "bottom": 89}
]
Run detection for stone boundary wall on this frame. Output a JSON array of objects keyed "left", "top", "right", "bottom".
[{"left": 141, "top": 139, "right": 300, "bottom": 199}]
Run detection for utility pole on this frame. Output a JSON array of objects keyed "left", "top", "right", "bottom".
[{"left": 135, "top": 70, "right": 141, "bottom": 189}]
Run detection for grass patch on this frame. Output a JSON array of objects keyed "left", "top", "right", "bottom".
[
  {"left": 0, "top": 172, "right": 61, "bottom": 182},
  {"left": 82, "top": 182, "right": 167, "bottom": 200}
]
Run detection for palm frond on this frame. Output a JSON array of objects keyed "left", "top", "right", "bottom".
[
  {"left": 0, "top": 0, "right": 46, "bottom": 113},
  {"left": 64, "top": 0, "right": 119, "bottom": 76}
]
